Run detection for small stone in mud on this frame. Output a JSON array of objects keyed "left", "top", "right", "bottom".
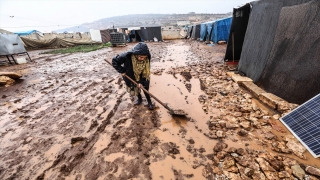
[
  {"left": 199, "top": 147, "right": 206, "bottom": 153},
  {"left": 180, "top": 157, "right": 184, "bottom": 160},
  {"left": 111, "top": 132, "right": 120, "bottom": 140},
  {"left": 71, "top": 137, "right": 86, "bottom": 144},
  {"left": 220, "top": 91, "right": 228, "bottom": 96},
  {"left": 238, "top": 129, "right": 248, "bottom": 136},
  {"left": 144, "top": 159, "right": 150, "bottom": 165},
  {"left": 184, "top": 174, "right": 194, "bottom": 178},
  {"left": 188, "top": 139, "right": 195, "bottom": 144}
]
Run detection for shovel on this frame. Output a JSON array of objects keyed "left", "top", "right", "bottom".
[{"left": 105, "top": 59, "right": 187, "bottom": 116}]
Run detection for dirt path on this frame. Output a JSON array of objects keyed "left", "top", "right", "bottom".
[{"left": 0, "top": 40, "right": 319, "bottom": 180}]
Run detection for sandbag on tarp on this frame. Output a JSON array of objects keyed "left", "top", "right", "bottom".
[
  {"left": 258, "top": 0, "right": 320, "bottom": 104},
  {"left": 0, "top": 34, "right": 27, "bottom": 55},
  {"left": 237, "top": 0, "right": 313, "bottom": 83},
  {"left": 20, "top": 37, "right": 100, "bottom": 48},
  {"left": 210, "top": 17, "right": 232, "bottom": 43}
]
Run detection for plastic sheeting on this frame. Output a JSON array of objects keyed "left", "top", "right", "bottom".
[
  {"left": 200, "top": 21, "right": 215, "bottom": 42},
  {"left": 210, "top": 17, "right": 232, "bottom": 43},
  {"left": 20, "top": 36, "right": 100, "bottom": 48},
  {"left": 258, "top": 0, "right": 320, "bottom": 104},
  {"left": 0, "top": 34, "right": 27, "bottom": 55},
  {"left": 14, "top": 30, "right": 42, "bottom": 36},
  {"left": 200, "top": 24, "right": 207, "bottom": 41},
  {"left": 89, "top": 29, "right": 102, "bottom": 42},
  {"left": 206, "top": 22, "right": 215, "bottom": 42}
]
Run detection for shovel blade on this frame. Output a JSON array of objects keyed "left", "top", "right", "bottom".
[{"left": 169, "top": 109, "right": 187, "bottom": 116}]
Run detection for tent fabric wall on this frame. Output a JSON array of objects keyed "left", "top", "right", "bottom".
[
  {"left": 237, "top": 0, "right": 313, "bottom": 83},
  {"left": 205, "top": 22, "right": 215, "bottom": 42},
  {"left": 89, "top": 29, "right": 102, "bottom": 42},
  {"left": 224, "top": 3, "right": 251, "bottom": 62},
  {"left": 199, "top": 23, "right": 207, "bottom": 41},
  {"left": 20, "top": 37, "right": 100, "bottom": 48},
  {"left": 146, "top": 27, "right": 162, "bottom": 41},
  {"left": 139, "top": 26, "right": 162, "bottom": 42},
  {"left": 0, "top": 34, "right": 27, "bottom": 55},
  {"left": 100, "top": 29, "right": 112, "bottom": 43},
  {"left": 187, "top": 26, "right": 193, "bottom": 38},
  {"left": 191, "top": 25, "right": 200, "bottom": 39},
  {"left": 258, "top": 0, "right": 320, "bottom": 104},
  {"left": 210, "top": 17, "right": 232, "bottom": 43}
]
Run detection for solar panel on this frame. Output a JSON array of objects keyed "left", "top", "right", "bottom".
[{"left": 280, "top": 93, "right": 320, "bottom": 158}]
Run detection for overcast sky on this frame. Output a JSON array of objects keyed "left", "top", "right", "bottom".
[{"left": 0, "top": 0, "right": 249, "bottom": 32}]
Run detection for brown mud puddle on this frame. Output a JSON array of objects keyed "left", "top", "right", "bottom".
[{"left": 0, "top": 40, "right": 319, "bottom": 180}]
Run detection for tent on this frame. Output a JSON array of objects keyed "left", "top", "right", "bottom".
[
  {"left": 210, "top": 17, "right": 232, "bottom": 43},
  {"left": 200, "top": 21, "right": 215, "bottom": 42},
  {"left": 237, "top": 0, "right": 317, "bottom": 104},
  {"left": 186, "top": 26, "right": 193, "bottom": 38},
  {"left": 0, "top": 34, "right": 32, "bottom": 64},
  {"left": 199, "top": 23, "right": 207, "bottom": 41},
  {"left": 205, "top": 21, "right": 215, "bottom": 42},
  {"left": 224, "top": 3, "right": 251, "bottom": 62},
  {"left": 139, "top": 26, "right": 162, "bottom": 42},
  {"left": 191, "top": 24, "right": 201, "bottom": 40}
]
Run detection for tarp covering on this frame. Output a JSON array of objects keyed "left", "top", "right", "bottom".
[
  {"left": 0, "top": 34, "right": 26, "bottom": 55},
  {"left": 89, "top": 29, "right": 102, "bottom": 42},
  {"left": 200, "top": 21, "right": 215, "bottom": 42},
  {"left": 20, "top": 36, "right": 100, "bottom": 48},
  {"left": 191, "top": 25, "right": 200, "bottom": 39},
  {"left": 210, "top": 17, "right": 232, "bottom": 43},
  {"left": 100, "top": 29, "right": 112, "bottom": 43},
  {"left": 224, "top": 3, "right": 251, "bottom": 61},
  {"left": 200, "top": 23, "right": 207, "bottom": 41},
  {"left": 258, "top": 0, "right": 320, "bottom": 104},
  {"left": 14, "top": 30, "right": 42, "bottom": 36},
  {"left": 205, "top": 21, "right": 215, "bottom": 42},
  {"left": 238, "top": 0, "right": 313, "bottom": 83}
]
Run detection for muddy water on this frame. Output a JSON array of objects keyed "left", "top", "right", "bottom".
[{"left": 1, "top": 41, "right": 320, "bottom": 180}]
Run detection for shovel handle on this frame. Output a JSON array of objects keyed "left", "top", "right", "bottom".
[{"left": 105, "top": 59, "right": 173, "bottom": 112}]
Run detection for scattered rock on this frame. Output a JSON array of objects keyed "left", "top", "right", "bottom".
[
  {"left": 237, "top": 129, "right": 248, "bottom": 136},
  {"left": 291, "top": 165, "right": 305, "bottom": 180},
  {"left": 305, "top": 166, "right": 320, "bottom": 177}
]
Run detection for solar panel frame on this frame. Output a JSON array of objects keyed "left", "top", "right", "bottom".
[{"left": 280, "top": 93, "right": 320, "bottom": 158}]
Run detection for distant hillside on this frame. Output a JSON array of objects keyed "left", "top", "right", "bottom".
[{"left": 55, "top": 13, "right": 231, "bottom": 32}]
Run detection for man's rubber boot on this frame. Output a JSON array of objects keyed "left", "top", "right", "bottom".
[{"left": 148, "top": 102, "right": 154, "bottom": 110}]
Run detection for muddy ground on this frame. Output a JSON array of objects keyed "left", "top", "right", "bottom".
[{"left": 0, "top": 40, "right": 319, "bottom": 180}]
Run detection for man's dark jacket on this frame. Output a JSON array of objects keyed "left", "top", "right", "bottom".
[{"left": 112, "top": 42, "right": 151, "bottom": 87}]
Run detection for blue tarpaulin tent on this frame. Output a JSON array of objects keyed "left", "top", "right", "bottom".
[
  {"left": 14, "top": 30, "right": 42, "bottom": 36},
  {"left": 200, "top": 21, "right": 215, "bottom": 41},
  {"left": 200, "top": 23, "right": 207, "bottom": 41},
  {"left": 210, "top": 17, "right": 232, "bottom": 43}
]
